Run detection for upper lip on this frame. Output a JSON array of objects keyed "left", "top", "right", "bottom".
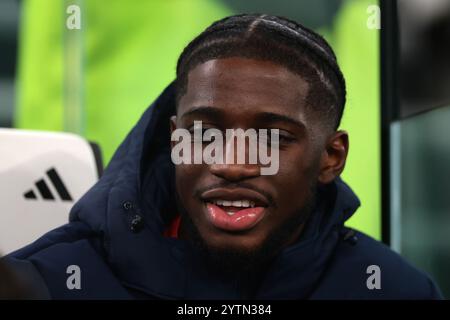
[{"left": 200, "top": 188, "right": 270, "bottom": 207}]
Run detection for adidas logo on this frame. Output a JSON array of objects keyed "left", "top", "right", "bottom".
[{"left": 23, "top": 167, "right": 73, "bottom": 201}]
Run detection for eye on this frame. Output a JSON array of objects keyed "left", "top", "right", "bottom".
[
  {"left": 260, "top": 129, "right": 295, "bottom": 147},
  {"left": 187, "top": 125, "right": 216, "bottom": 143},
  {"left": 274, "top": 131, "right": 295, "bottom": 143}
]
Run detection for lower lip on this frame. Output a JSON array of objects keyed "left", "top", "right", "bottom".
[{"left": 205, "top": 203, "right": 266, "bottom": 232}]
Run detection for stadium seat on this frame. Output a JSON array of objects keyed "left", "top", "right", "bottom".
[{"left": 0, "top": 128, "right": 102, "bottom": 255}]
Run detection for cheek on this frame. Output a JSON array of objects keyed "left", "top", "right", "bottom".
[
  {"left": 175, "top": 164, "right": 198, "bottom": 196},
  {"left": 175, "top": 164, "right": 207, "bottom": 215},
  {"left": 277, "top": 145, "right": 312, "bottom": 177},
  {"left": 273, "top": 148, "right": 319, "bottom": 201}
]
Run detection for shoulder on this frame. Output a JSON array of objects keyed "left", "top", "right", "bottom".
[
  {"left": 311, "top": 227, "right": 443, "bottom": 299},
  {"left": 4, "top": 222, "right": 131, "bottom": 299}
]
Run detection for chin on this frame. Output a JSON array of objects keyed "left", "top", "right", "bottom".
[{"left": 199, "top": 226, "right": 269, "bottom": 254}]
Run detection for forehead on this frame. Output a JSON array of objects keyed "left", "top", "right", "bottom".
[{"left": 178, "top": 57, "right": 310, "bottom": 118}]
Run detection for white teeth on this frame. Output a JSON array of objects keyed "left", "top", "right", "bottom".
[
  {"left": 212, "top": 199, "right": 256, "bottom": 208},
  {"left": 226, "top": 211, "right": 235, "bottom": 216},
  {"left": 232, "top": 200, "right": 242, "bottom": 207}
]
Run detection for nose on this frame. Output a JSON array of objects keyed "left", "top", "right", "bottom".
[
  {"left": 209, "top": 163, "right": 260, "bottom": 182},
  {"left": 208, "top": 128, "right": 261, "bottom": 181}
]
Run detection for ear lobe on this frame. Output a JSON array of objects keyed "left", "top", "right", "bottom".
[{"left": 318, "top": 131, "right": 349, "bottom": 184}]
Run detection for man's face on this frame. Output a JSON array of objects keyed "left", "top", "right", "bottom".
[{"left": 172, "top": 57, "right": 340, "bottom": 268}]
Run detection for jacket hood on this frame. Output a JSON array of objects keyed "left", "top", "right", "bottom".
[{"left": 69, "top": 81, "right": 361, "bottom": 299}]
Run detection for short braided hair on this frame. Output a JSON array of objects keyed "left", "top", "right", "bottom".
[{"left": 176, "top": 13, "right": 346, "bottom": 129}]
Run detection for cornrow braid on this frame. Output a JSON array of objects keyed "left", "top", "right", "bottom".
[{"left": 175, "top": 13, "right": 347, "bottom": 130}]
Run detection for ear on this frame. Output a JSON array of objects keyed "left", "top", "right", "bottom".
[
  {"left": 170, "top": 115, "right": 177, "bottom": 149},
  {"left": 318, "top": 130, "right": 349, "bottom": 184}
]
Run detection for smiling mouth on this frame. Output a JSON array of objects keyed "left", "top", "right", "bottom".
[
  {"left": 200, "top": 188, "right": 269, "bottom": 232},
  {"left": 209, "top": 199, "right": 256, "bottom": 215}
]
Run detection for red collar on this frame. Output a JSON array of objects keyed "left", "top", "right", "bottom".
[{"left": 163, "top": 215, "right": 181, "bottom": 238}]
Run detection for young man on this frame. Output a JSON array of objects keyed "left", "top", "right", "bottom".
[{"left": 4, "top": 14, "right": 442, "bottom": 299}]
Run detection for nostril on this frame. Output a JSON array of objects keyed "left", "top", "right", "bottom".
[{"left": 209, "top": 163, "right": 260, "bottom": 181}]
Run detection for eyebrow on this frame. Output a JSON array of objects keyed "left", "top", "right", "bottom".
[
  {"left": 255, "top": 112, "right": 306, "bottom": 131},
  {"left": 180, "top": 106, "right": 224, "bottom": 121},
  {"left": 181, "top": 106, "right": 306, "bottom": 131}
]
